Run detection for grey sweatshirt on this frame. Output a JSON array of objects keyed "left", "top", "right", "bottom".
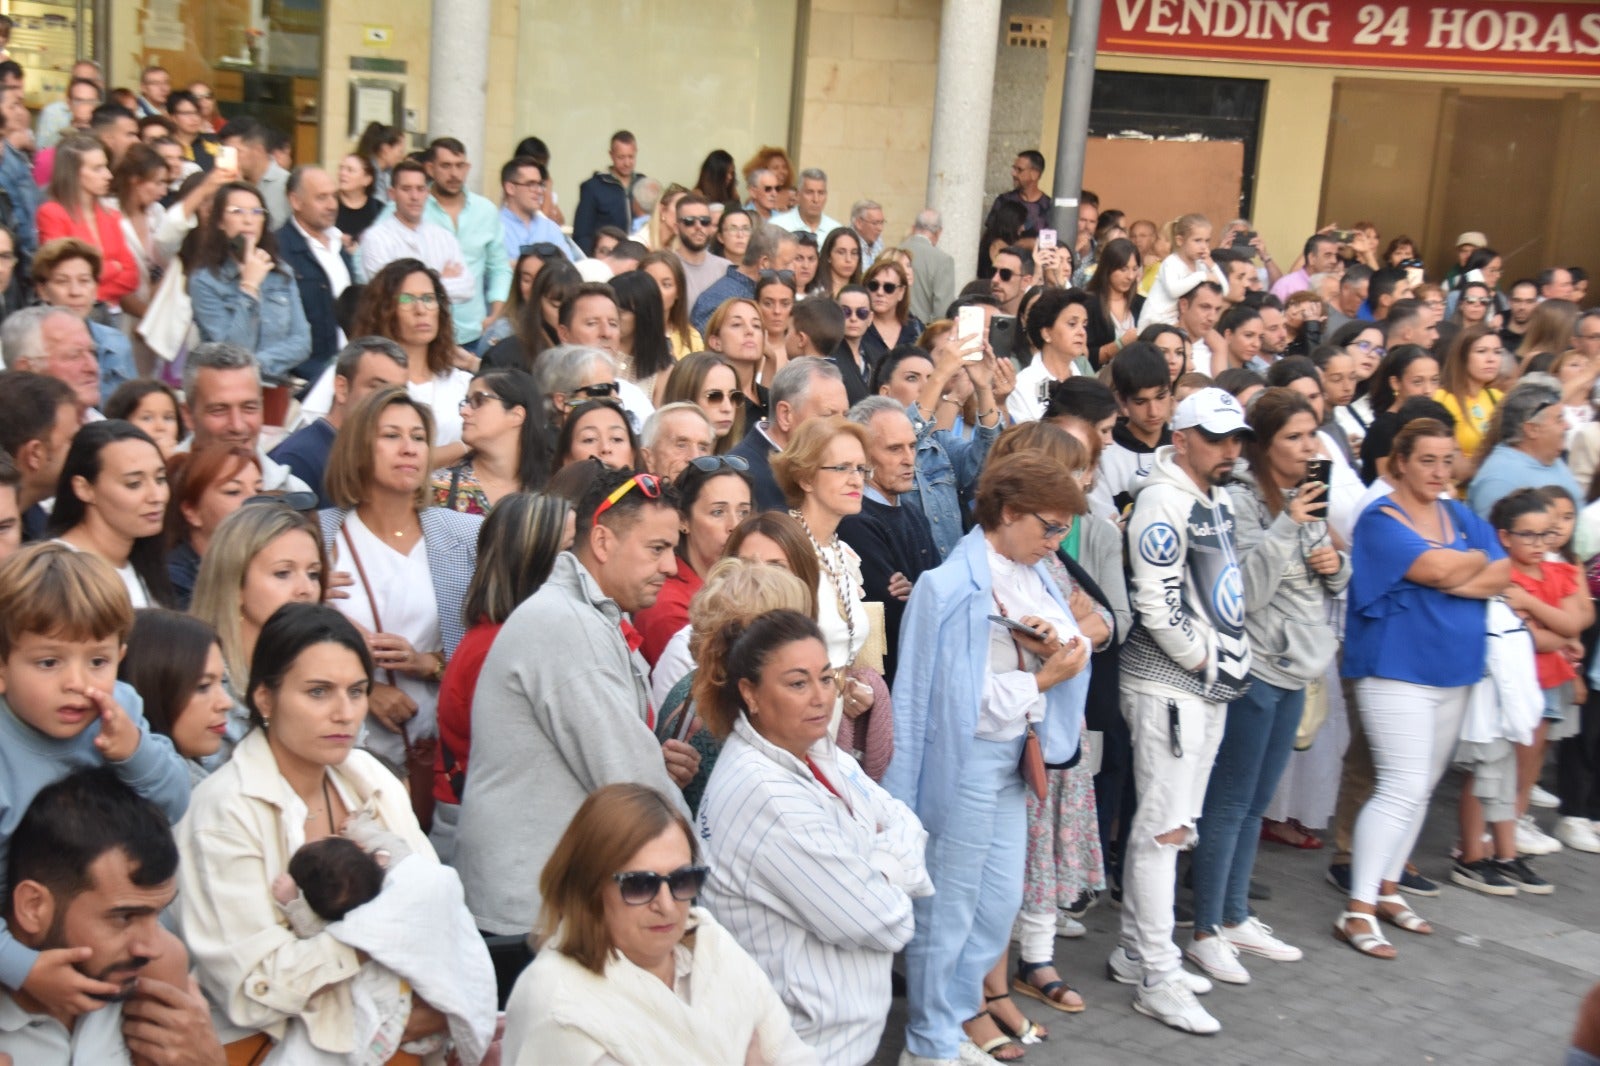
[
  {"left": 453, "top": 552, "right": 688, "bottom": 935},
  {"left": 1226, "top": 469, "right": 1350, "bottom": 690}
]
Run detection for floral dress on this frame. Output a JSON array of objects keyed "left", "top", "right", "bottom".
[
  {"left": 431, "top": 458, "right": 491, "bottom": 516},
  {"left": 1019, "top": 553, "right": 1106, "bottom": 917}
]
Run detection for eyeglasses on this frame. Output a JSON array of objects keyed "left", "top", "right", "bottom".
[
  {"left": 569, "top": 382, "right": 620, "bottom": 400},
  {"left": 593, "top": 473, "right": 664, "bottom": 523},
  {"left": 1507, "top": 529, "right": 1561, "bottom": 543},
  {"left": 994, "top": 268, "right": 1019, "bottom": 282},
  {"left": 612, "top": 864, "right": 709, "bottom": 906},
  {"left": 678, "top": 216, "right": 713, "bottom": 227},
  {"left": 1032, "top": 512, "right": 1070, "bottom": 539},
  {"left": 819, "top": 463, "right": 873, "bottom": 479},
  {"left": 845, "top": 307, "right": 872, "bottom": 321},
  {"left": 508, "top": 179, "right": 547, "bottom": 189},
  {"left": 459, "top": 390, "right": 503, "bottom": 410},
  {"left": 1350, "top": 340, "right": 1385, "bottom": 358},
  {"left": 701, "top": 388, "right": 745, "bottom": 405},
  {"left": 757, "top": 184, "right": 780, "bottom": 193},
  {"left": 396, "top": 292, "right": 440, "bottom": 308},
  {"left": 1462, "top": 296, "right": 1492, "bottom": 306},
  {"left": 866, "top": 280, "right": 899, "bottom": 295},
  {"left": 685, "top": 454, "right": 750, "bottom": 474},
  {"left": 225, "top": 206, "right": 267, "bottom": 217}
]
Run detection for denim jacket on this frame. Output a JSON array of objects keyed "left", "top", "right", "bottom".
[
  {"left": 0, "top": 143, "right": 38, "bottom": 266},
  {"left": 189, "top": 259, "right": 311, "bottom": 379},
  {"left": 899, "top": 403, "right": 999, "bottom": 561}
]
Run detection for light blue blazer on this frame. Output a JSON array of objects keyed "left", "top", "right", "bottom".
[{"left": 883, "top": 525, "right": 1088, "bottom": 836}]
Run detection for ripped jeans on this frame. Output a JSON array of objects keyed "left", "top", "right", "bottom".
[{"left": 1117, "top": 688, "right": 1228, "bottom": 978}]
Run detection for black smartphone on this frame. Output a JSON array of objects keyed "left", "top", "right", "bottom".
[
  {"left": 1299, "top": 459, "right": 1332, "bottom": 519},
  {"left": 988, "top": 314, "right": 1018, "bottom": 362},
  {"left": 987, "top": 614, "right": 1044, "bottom": 640},
  {"left": 1301, "top": 319, "right": 1323, "bottom": 347},
  {"left": 229, "top": 234, "right": 250, "bottom": 262},
  {"left": 1231, "top": 230, "right": 1256, "bottom": 249}
]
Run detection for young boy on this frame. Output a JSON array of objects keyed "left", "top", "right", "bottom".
[
  {"left": 1092, "top": 343, "right": 1174, "bottom": 516},
  {"left": 0, "top": 543, "right": 190, "bottom": 1014}
]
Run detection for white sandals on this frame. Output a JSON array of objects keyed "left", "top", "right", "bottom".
[
  {"left": 1376, "top": 893, "right": 1433, "bottom": 935},
  {"left": 1333, "top": 911, "right": 1395, "bottom": 959}
]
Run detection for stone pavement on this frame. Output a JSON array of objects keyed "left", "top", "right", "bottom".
[{"left": 870, "top": 770, "right": 1596, "bottom": 1065}]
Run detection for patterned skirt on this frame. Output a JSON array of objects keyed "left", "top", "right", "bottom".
[{"left": 1021, "top": 759, "right": 1105, "bottom": 913}]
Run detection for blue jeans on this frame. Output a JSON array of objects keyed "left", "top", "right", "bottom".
[
  {"left": 903, "top": 736, "right": 1026, "bottom": 1059},
  {"left": 1190, "top": 677, "right": 1305, "bottom": 931}
]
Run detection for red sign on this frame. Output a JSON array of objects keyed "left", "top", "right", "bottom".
[{"left": 1098, "top": 1, "right": 1600, "bottom": 77}]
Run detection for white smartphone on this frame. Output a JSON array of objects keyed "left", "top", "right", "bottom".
[
  {"left": 216, "top": 145, "right": 238, "bottom": 172},
  {"left": 1037, "top": 228, "right": 1057, "bottom": 250},
  {"left": 957, "top": 305, "right": 985, "bottom": 361}
]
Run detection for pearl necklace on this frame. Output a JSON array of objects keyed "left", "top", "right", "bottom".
[{"left": 790, "top": 509, "right": 857, "bottom": 657}]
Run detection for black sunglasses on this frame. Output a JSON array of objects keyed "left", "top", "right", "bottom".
[
  {"left": 685, "top": 454, "right": 750, "bottom": 474},
  {"left": 846, "top": 306, "right": 872, "bottom": 321},
  {"left": 759, "top": 269, "right": 796, "bottom": 286},
  {"left": 994, "top": 268, "right": 1019, "bottom": 282},
  {"left": 866, "top": 280, "right": 900, "bottom": 295},
  {"left": 612, "top": 864, "right": 709, "bottom": 905},
  {"left": 569, "top": 382, "right": 620, "bottom": 400},
  {"left": 678, "top": 215, "right": 713, "bottom": 227},
  {"left": 520, "top": 242, "right": 565, "bottom": 259}
]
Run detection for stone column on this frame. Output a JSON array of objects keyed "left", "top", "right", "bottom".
[
  {"left": 926, "top": 0, "right": 1002, "bottom": 283},
  {"left": 428, "top": 0, "right": 492, "bottom": 193}
]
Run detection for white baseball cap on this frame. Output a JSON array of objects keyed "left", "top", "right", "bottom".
[{"left": 1172, "top": 387, "right": 1253, "bottom": 439}]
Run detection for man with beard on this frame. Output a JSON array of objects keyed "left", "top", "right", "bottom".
[
  {"left": 1110, "top": 387, "right": 1254, "bottom": 1037},
  {"left": 424, "top": 137, "right": 510, "bottom": 350},
  {"left": 672, "top": 192, "right": 731, "bottom": 307},
  {"left": 1, "top": 769, "right": 223, "bottom": 1065},
  {"left": 455, "top": 468, "right": 697, "bottom": 937}
]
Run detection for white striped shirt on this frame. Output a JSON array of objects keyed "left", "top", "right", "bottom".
[
  {"left": 358, "top": 213, "right": 477, "bottom": 306},
  {"left": 698, "top": 717, "right": 930, "bottom": 1066}
]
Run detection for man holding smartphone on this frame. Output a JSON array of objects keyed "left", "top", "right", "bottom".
[{"left": 1111, "top": 387, "right": 1254, "bottom": 1036}]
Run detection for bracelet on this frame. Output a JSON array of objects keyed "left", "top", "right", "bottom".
[
  {"left": 1114, "top": 335, "right": 1127, "bottom": 351},
  {"left": 977, "top": 408, "right": 999, "bottom": 425},
  {"left": 939, "top": 394, "right": 958, "bottom": 406}
]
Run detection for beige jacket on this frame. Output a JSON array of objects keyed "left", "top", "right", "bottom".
[{"left": 173, "top": 729, "right": 434, "bottom": 1053}]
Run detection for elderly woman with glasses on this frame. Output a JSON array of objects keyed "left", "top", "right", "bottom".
[
  {"left": 772, "top": 417, "right": 879, "bottom": 739},
  {"left": 431, "top": 369, "right": 552, "bottom": 515},
  {"left": 885, "top": 451, "right": 1090, "bottom": 1066}
]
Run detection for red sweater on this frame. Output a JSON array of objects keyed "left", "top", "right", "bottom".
[
  {"left": 37, "top": 200, "right": 140, "bottom": 305},
  {"left": 630, "top": 557, "right": 703, "bottom": 667},
  {"left": 433, "top": 620, "right": 502, "bottom": 805}
]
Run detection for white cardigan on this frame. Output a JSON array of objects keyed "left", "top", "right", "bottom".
[
  {"left": 501, "top": 907, "right": 817, "bottom": 1066},
  {"left": 173, "top": 729, "right": 436, "bottom": 1054},
  {"left": 697, "top": 719, "right": 929, "bottom": 1066}
]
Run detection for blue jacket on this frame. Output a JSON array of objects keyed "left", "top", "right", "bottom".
[
  {"left": 572, "top": 169, "right": 642, "bottom": 255},
  {"left": 883, "top": 526, "right": 1087, "bottom": 834},
  {"left": 900, "top": 405, "right": 998, "bottom": 561},
  {"left": 728, "top": 425, "right": 785, "bottom": 513},
  {"left": 0, "top": 143, "right": 38, "bottom": 270},
  {"left": 189, "top": 260, "right": 311, "bottom": 380},
  {"left": 274, "top": 220, "right": 353, "bottom": 382}
]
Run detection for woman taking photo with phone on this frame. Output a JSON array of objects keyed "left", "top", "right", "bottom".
[
  {"left": 188, "top": 181, "right": 311, "bottom": 379},
  {"left": 1186, "top": 389, "right": 1348, "bottom": 985}
]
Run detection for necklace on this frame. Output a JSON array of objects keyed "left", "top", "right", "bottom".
[
  {"left": 302, "top": 774, "right": 337, "bottom": 836},
  {"left": 790, "top": 509, "right": 857, "bottom": 656}
]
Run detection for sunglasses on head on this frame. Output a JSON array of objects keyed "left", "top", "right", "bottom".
[
  {"left": 243, "top": 491, "right": 319, "bottom": 513},
  {"left": 569, "top": 382, "right": 620, "bottom": 400},
  {"left": 866, "top": 280, "right": 899, "bottom": 295},
  {"left": 685, "top": 454, "right": 751, "bottom": 475},
  {"left": 593, "top": 472, "right": 664, "bottom": 523},
  {"left": 612, "top": 864, "right": 709, "bottom": 905},
  {"left": 846, "top": 306, "right": 872, "bottom": 321},
  {"left": 702, "top": 388, "right": 746, "bottom": 405},
  {"left": 994, "top": 268, "right": 1019, "bottom": 282},
  {"left": 520, "top": 242, "right": 565, "bottom": 259}
]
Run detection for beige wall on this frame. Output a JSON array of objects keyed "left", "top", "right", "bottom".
[
  {"left": 318, "top": 0, "right": 433, "bottom": 168},
  {"left": 795, "top": 0, "right": 940, "bottom": 244}
]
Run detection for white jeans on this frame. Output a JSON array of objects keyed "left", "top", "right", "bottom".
[
  {"left": 1349, "top": 678, "right": 1470, "bottom": 905},
  {"left": 1117, "top": 689, "right": 1227, "bottom": 978}
]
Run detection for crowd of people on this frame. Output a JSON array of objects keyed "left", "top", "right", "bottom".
[{"left": 0, "top": 59, "right": 1596, "bottom": 1066}]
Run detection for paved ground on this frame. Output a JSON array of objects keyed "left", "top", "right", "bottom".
[{"left": 869, "top": 770, "right": 1596, "bottom": 1065}]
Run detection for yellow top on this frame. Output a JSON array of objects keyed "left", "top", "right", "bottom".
[
  {"left": 669, "top": 326, "right": 705, "bottom": 360},
  {"left": 1434, "top": 387, "right": 1500, "bottom": 458}
]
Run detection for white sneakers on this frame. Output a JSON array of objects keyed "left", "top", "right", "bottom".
[
  {"left": 897, "top": 1041, "right": 1000, "bottom": 1066},
  {"left": 1556, "top": 816, "right": 1600, "bottom": 854},
  {"left": 1528, "top": 784, "right": 1560, "bottom": 809},
  {"left": 1517, "top": 814, "right": 1563, "bottom": 856},
  {"left": 1105, "top": 945, "right": 1213, "bottom": 994},
  {"left": 1185, "top": 934, "right": 1250, "bottom": 985},
  {"left": 1222, "top": 916, "right": 1304, "bottom": 962},
  {"left": 1133, "top": 969, "right": 1222, "bottom": 1034},
  {"left": 1056, "top": 913, "right": 1087, "bottom": 938}
]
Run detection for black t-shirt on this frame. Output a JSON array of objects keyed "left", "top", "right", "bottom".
[
  {"left": 337, "top": 197, "right": 384, "bottom": 242},
  {"left": 1359, "top": 409, "right": 1402, "bottom": 485},
  {"left": 1499, "top": 325, "right": 1526, "bottom": 356}
]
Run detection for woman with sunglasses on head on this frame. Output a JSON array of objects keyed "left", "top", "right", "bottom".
[
  {"left": 662, "top": 351, "right": 746, "bottom": 454},
  {"left": 320, "top": 387, "right": 483, "bottom": 824},
  {"left": 432, "top": 368, "right": 551, "bottom": 515},
  {"left": 164, "top": 445, "right": 263, "bottom": 607},
  {"left": 791, "top": 232, "right": 821, "bottom": 296},
  {"left": 757, "top": 271, "right": 798, "bottom": 375},
  {"left": 815, "top": 227, "right": 864, "bottom": 298},
  {"left": 640, "top": 250, "right": 704, "bottom": 360},
  {"left": 861, "top": 258, "right": 923, "bottom": 364},
  {"left": 503, "top": 783, "right": 812, "bottom": 1066},
  {"left": 555, "top": 398, "right": 641, "bottom": 472},
  {"left": 632, "top": 454, "right": 754, "bottom": 668},
  {"left": 188, "top": 181, "right": 311, "bottom": 379},
  {"left": 695, "top": 604, "right": 930, "bottom": 1065}
]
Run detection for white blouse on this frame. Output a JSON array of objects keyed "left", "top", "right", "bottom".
[
  {"left": 297, "top": 367, "right": 473, "bottom": 446},
  {"left": 978, "top": 545, "right": 1077, "bottom": 741},
  {"left": 329, "top": 515, "right": 442, "bottom": 766},
  {"left": 812, "top": 537, "right": 869, "bottom": 739}
]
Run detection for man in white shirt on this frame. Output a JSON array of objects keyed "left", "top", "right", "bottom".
[
  {"left": 1177, "top": 281, "right": 1225, "bottom": 376},
  {"left": 671, "top": 192, "right": 730, "bottom": 307},
  {"left": 769, "top": 167, "right": 840, "bottom": 239},
  {"left": 277, "top": 165, "right": 351, "bottom": 383},
  {"left": 361, "top": 159, "right": 475, "bottom": 312},
  {"left": 176, "top": 342, "right": 312, "bottom": 494}
]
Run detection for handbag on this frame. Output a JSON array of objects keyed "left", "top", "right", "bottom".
[{"left": 991, "top": 591, "right": 1049, "bottom": 801}]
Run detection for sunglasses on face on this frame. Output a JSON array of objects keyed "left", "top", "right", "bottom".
[
  {"left": 612, "top": 865, "right": 709, "bottom": 905},
  {"left": 593, "top": 472, "right": 664, "bottom": 522},
  {"left": 459, "top": 391, "right": 503, "bottom": 410},
  {"left": 845, "top": 307, "right": 872, "bottom": 321},
  {"left": 994, "top": 268, "right": 1019, "bottom": 282},
  {"left": 758, "top": 185, "right": 780, "bottom": 193},
  {"left": 685, "top": 454, "right": 750, "bottom": 474},
  {"left": 569, "top": 382, "right": 620, "bottom": 399},
  {"left": 702, "top": 388, "right": 745, "bottom": 405},
  {"left": 1463, "top": 296, "right": 1491, "bottom": 305},
  {"left": 866, "top": 280, "right": 899, "bottom": 295},
  {"left": 678, "top": 216, "right": 713, "bottom": 227}
]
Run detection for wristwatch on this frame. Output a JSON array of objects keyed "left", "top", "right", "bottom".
[{"left": 427, "top": 653, "right": 447, "bottom": 682}]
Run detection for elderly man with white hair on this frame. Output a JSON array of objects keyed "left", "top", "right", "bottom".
[
  {"left": 533, "top": 343, "right": 654, "bottom": 433},
  {"left": 0, "top": 304, "right": 103, "bottom": 415},
  {"left": 640, "top": 402, "right": 715, "bottom": 479},
  {"left": 770, "top": 167, "right": 841, "bottom": 240},
  {"left": 903, "top": 209, "right": 955, "bottom": 324}
]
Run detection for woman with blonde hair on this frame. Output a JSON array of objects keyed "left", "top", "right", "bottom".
[
  {"left": 502, "top": 784, "right": 814, "bottom": 1066},
  {"left": 640, "top": 249, "right": 704, "bottom": 359},
  {"left": 1516, "top": 298, "right": 1580, "bottom": 364},
  {"left": 1138, "top": 212, "right": 1226, "bottom": 328},
  {"left": 704, "top": 296, "right": 772, "bottom": 424}
]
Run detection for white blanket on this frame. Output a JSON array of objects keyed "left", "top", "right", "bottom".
[{"left": 329, "top": 854, "right": 498, "bottom": 1066}]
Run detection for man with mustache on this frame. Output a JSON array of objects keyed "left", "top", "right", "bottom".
[
  {"left": 454, "top": 466, "right": 697, "bottom": 939},
  {"left": 0, "top": 768, "right": 224, "bottom": 1064}
]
